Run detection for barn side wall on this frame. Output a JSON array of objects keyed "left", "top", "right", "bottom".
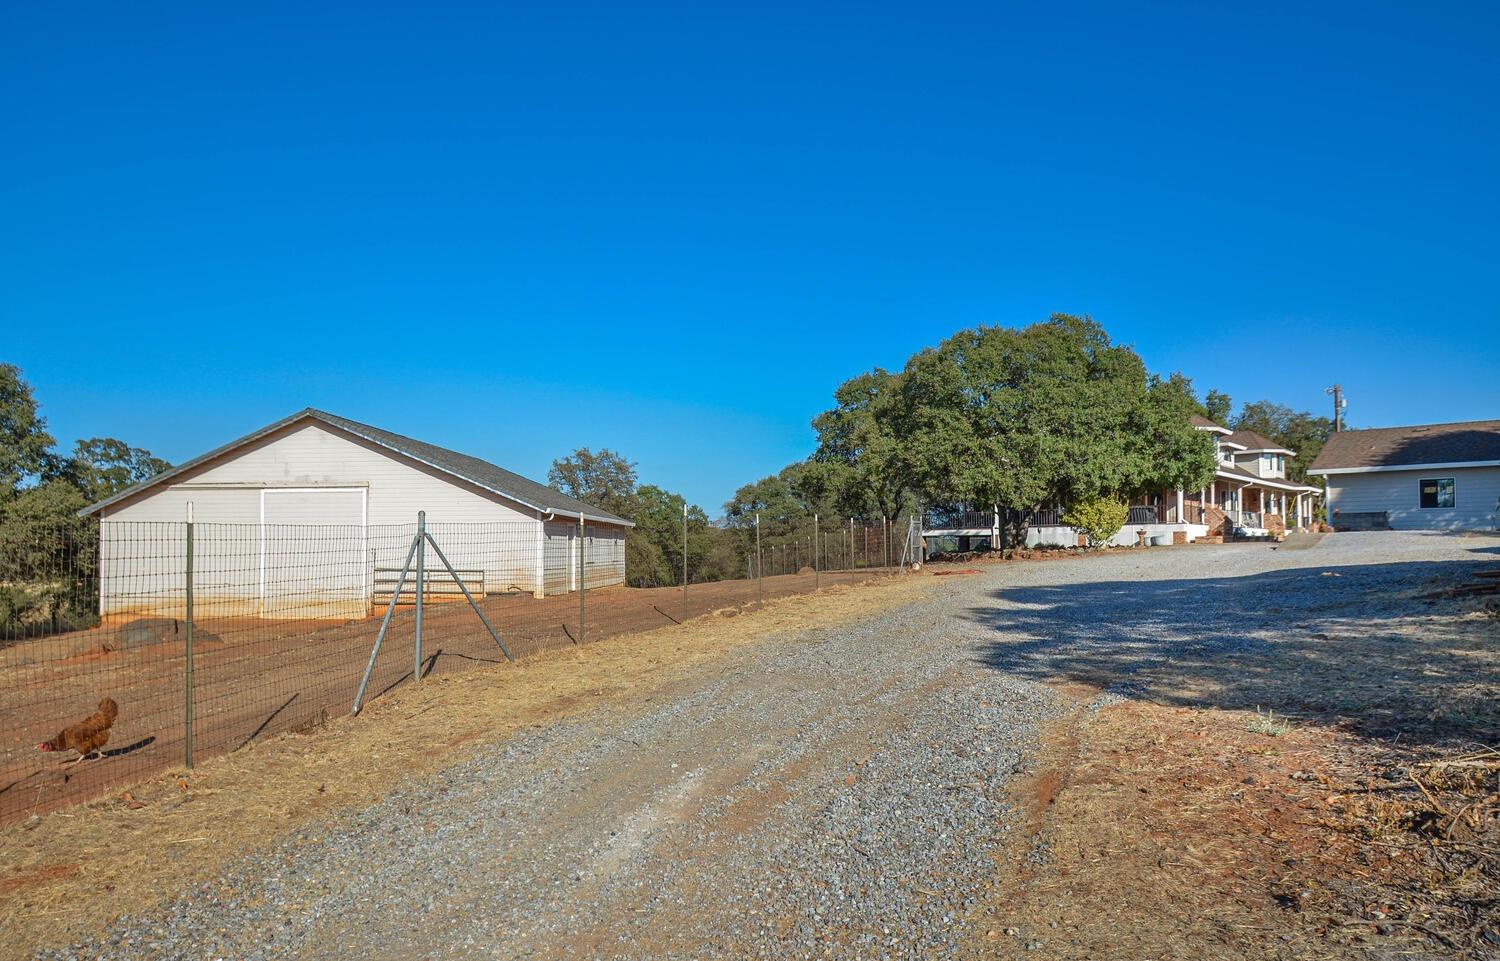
[{"left": 97, "top": 422, "right": 549, "bottom": 615}]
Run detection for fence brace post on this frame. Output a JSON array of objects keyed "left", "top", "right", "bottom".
[
  {"left": 184, "top": 501, "right": 195, "bottom": 769},
  {"left": 414, "top": 510, "right": 426, "bottom": 682},
  {"left": 351, "top": 532, "right": 422, "bottom": 715},
  {"left": 422, "top": 529, "right": 512, "bottom": 661}
]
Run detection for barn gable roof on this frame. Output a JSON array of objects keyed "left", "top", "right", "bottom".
[{"left": 80, "top": 408, "right": 634, "bottom": 526}]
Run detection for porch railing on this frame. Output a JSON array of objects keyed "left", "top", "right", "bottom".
[
  {"left": 923, "top": 511, "right": 994, "bottom": 531},
  {"left": 1228, "top": 510, "right": 1264, "bottom": 529},
  {"left": 1126, "top": 506, "right": 1159, "bottom": 525}
]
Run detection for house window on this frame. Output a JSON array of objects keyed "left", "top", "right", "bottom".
[{"left": 1419, "top": 478, "right": 1455, "bottom": 509}]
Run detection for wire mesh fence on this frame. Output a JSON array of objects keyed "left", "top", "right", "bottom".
[{"left": 1, "top": 511, "right": 917, "bottom": 824}]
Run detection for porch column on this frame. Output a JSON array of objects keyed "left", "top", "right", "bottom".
[{"left": 1175, "top": 489, "right": 1184, "bottom": 523}]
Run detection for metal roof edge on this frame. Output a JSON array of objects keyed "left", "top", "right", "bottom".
[
  {"left": 80, "top": 409, "right": 636, "bottom": 527},
  {"left": 78, "top": 408, "right": 319, "bottom": 517}
]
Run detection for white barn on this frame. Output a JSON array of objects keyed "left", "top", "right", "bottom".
[{"left": 80, "top": 409, "right": 633, "bottom": 618}]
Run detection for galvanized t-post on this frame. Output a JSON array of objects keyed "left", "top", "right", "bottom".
[
  {"left": 755, "top": 513, "right": 763, "bottom": 605},
  {"left": 813, "top": 513, "right": 820, "bottom": 590},
  {"left": 184, "top": 501, "right": 195, "bottom": 769},
  {"left": 577, "top": 511, "right": 586, "bottom": 644},
  {"left": 414, "top": 510, "right": 426, "bottom": 682}
]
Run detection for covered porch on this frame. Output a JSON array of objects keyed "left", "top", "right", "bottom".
[{"left": 1196, "top": 474, "right": 1321, "bottom": 538}]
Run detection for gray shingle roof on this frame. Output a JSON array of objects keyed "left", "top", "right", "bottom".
[
  {"left": 1223, "top": 429, "right": 1288, "bottom": 452},
  {"left": 1214, "top": 461, "right": 1320, "bottom": 492},
  {"left": 1309, "top": 419, "right": 1500, "bottom": 472},
  {"left": 80, "top": 408, "right": 634, "bottom": 526}
]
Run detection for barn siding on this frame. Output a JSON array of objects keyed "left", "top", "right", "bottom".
[
  {"left": 584, "top": 523, "right": 627, "bottom": 588},
  {"left": 542, "top": 520, "right": 575, "bottom": 596},
  {"left": 1326, "top": 465, "right": 1500, "bottom": 531},
  {"left": 97, "top": 421, "right": 630, "bottom": 613}
]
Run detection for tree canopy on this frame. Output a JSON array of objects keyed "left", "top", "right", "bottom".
[
  {"left": 0, "top": 364, "right": 172, "bottom": 510},
  {"left": 1204, "top": 389, "right": 1233, "bottom": 425},
  {"left": 546, "top": 447, "right": 638, "bottom": 518},
  {"left": 0, "top": 365, "right": 171, "bottom": 633},
  {"left": 60, "top": 438, "right": 173, "bottom": 503},
  {"left": 547, "top": 448, "right": 737, "bottom": 587},
  {"left": 0, "top": 363, "right": 56, "bottom": 496},
  {"left": 839, "top": 315, "right": 1216, "bottom": 514}
]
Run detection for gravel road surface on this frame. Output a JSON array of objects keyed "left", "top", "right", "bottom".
[{"left": 41, "top": 531, "right": 1498, "bottom": 961}]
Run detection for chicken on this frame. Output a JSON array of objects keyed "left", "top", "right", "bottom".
[{"left": 37, "top": 697, "right": 118, "bottom": 765}]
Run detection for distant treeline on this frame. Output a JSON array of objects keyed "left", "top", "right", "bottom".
[{"left": 548, "top": 314, "right": 1334, "bottom": 585}]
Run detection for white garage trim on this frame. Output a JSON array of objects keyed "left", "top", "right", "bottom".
[
  {"left": 258, "top": 487, "right": 369, "bottom": 610},
  {"left": 1312, "top": 460, "right": 1500, "bottom": 475}
]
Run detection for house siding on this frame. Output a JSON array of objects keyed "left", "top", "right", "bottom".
[{"left": 1326, "top": 465, "right": 1500, "bottom": 531}]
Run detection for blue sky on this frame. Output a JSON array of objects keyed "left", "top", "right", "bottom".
[{"left": 4, "top": 2, "right": 1497, "bottom": 513}]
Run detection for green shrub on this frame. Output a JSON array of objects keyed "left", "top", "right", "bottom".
[
  {"left": 0, "top": 585, "right": 40, "bottom": 634},
  {"left": 1066, "top": 497, "right": 1128, "bottom": 549}
]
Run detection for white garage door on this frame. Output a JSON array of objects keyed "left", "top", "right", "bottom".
[{"left": 260, "top": 488, "right": 368, "bottom": 618}]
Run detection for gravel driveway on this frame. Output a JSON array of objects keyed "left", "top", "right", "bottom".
[{"left": 41, "top": 531, "right": 1500, "bottom": 961}]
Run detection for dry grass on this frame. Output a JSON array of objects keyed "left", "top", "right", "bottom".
[
  {"left": 0, "top": 571, "right": 941, "bottom": 957},
  {"left": 971, "top": 694, "right": 1351, "bottom": 960},
  {"left": 970, "top": 704, "right": 1498, "bottom": 959}
]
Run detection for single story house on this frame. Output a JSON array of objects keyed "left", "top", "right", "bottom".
[
  {"left": 80, "top": 409, "right": 633, "bottom": 617},
  {"left": 1308, "top": 419, "right": 1500, "bottom": 531}
]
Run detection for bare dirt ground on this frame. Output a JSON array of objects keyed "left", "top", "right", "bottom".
[
  {"left": 4, "top": 532, "right": 1497, "bottom": 961},
  {"left": 1, "top": 565, "right": 891, "bottom": 824}
]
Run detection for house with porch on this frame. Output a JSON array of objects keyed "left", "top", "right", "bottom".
[
  {"left": 1189, "top": 416, "right": 1323, "bottom": 538},
  {"left": 920, "top": 414, "right": 1321, "bottom": 549}
]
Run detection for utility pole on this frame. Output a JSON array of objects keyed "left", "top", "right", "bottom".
[{"left": 1325, "top": 384, "right": 1345, "bottom": 432}]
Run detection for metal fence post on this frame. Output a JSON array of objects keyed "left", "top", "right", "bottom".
[
  {"left": 414, "top": 510, "right": 426, "bottom": 682},
  {"left": 681, "top": 501, "right": 688, "bottom": 621},
  {"left": 578, "top": 510, "right": 586, "bottom": 644},
  {"left": 756, "top": 513, "right": 763, "bottom": 605},
  {"left": 813, "top": 513, "right": 820, "bottom": 590},
  {"left": 184, "top": 501, "right": 195, "bottom": 769}
]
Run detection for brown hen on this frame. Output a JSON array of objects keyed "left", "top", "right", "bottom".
[{"left": 38, "top": 697, "right": 119, "bottom": 764}]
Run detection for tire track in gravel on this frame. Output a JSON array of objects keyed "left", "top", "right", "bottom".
[
  {"left": 300, "top": 604, "right": 1016, "bottom": 961},
  {"left": 42, "top": 555, "right": 1159, "bottom": 961}
]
